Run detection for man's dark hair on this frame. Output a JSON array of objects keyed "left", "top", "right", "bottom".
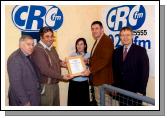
[
  {"left": 39, "top": 26, "right": 53, "bottom": 37},
  {"left": 75, "top": 38, "right": 87, "bottom": 53},
  {"left": 119, "top": 26, "right": 133, "bottom": 35},
  {"left": 91, "top": 21, "right": 103, "bottom": 28}
]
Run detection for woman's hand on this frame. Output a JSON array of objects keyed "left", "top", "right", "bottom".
[
  {"left": 81, "top": 69, "right": 90, "bottom": 76},
  {"left": 63, "top": 74, "right": 75, "bottom": 80}
]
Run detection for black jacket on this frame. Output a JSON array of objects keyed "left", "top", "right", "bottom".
[{"left": 112, "top": 44, "right": 149, "bottom": 95}]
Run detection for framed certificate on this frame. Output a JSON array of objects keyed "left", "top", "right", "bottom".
[{"left": 66, "top": 56, "right": 86, "bottom": 76}]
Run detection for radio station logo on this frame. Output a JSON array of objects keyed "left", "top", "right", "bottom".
[
  {"left": 106, "top": 5, "right": 151, "bottom": 49},
  {"left": 12, "top": 5, "right": 63, "bottom": 32},
  {"left": 106, "top": 5, "right": 145, "bottom": 31}
]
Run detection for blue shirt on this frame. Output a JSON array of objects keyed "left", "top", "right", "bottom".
[{"left": 70, "top": 52, "right": 90, "bottom": 82}]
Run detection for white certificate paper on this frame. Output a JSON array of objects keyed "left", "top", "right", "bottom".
[
  {"left": 66, "top": 56, "right": 86, "bottom": 76},
  {"left": 69, "top": 58, "right": 84, "bottom": 74}
]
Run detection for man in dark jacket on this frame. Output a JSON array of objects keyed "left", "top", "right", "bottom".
[
  {"left": 113, "top": 26, "right": 149, "bottom": 106},
  {"left": 7, "top": 35, "right": 40, "bottom": 106}
]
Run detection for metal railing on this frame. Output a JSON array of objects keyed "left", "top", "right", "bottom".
[{"left": 100, "top": 84, "right": 155, "bottom": 106}]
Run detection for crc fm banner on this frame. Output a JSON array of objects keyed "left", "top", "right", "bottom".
[{"left": 102, "top": 5, "right": 155, "bottom": 77}]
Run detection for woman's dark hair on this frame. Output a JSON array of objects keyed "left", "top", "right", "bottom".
[{"left": 75, "top": 38, "right": 87, "bottom": 53}]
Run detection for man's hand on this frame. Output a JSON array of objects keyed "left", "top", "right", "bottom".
[
  {"left": 81, "top": 69, "right": 91, "bottom": 76},
  {"left": 24, "top": 101, "right": 31, "bottom": 106},
  {"left": 137, "top": 92, "right": 143, "bottom": 96},
  {"left": 60, "top": 60, "right": 67, "bottom": 68},
  {"left": 83, "top": 58, "right": 89, "bottom": 65}
]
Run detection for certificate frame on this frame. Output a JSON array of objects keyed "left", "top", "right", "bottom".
[{"left": 66, "top": 55, "right": 86, "bottom": 76}]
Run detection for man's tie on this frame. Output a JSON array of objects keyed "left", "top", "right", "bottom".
[{"left": 123, "top": 47, "right": 128, "bottom": 61}]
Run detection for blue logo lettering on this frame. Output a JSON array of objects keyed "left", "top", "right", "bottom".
[
  {"left": 12, "top": 5, "right": 63, "bottom": 31},
  {"left": 106, "top": 5, "right": 146, "bottom": 31}
]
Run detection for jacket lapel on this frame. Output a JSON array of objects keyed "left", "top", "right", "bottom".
[
  {"left": 90, "top": 34, "right": 105, "bottom": 58},
  {"left": 119, "top": 46, "right": 124, "bottom": 64},
  {"left": 123, "top": 44, "right": 134, "bottom": 63},
  {"left": 19, "top": 50, "right": 37, "bottom": 79}
]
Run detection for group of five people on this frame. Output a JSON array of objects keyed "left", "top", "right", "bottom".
[{"left": 7, "top": 21, "right": 149, "bottom": 106}]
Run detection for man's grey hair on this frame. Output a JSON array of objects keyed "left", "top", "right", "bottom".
[{"left": 19, "top": 35, "right": 33, "bottom": 44}]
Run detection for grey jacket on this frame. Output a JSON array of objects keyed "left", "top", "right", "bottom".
[{"left": 7, "top": 49, "right": 40, "bottom": 106}]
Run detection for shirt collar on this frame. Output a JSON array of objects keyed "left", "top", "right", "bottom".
[
  {"left": 123, "top": 43, "right": 132, "bottom": 52},
  {"left": 96, "top": 33, "right": 104, "bottom": 41},
  {"left": 39, "top": 40, "right": 52, "bottom": 51}
]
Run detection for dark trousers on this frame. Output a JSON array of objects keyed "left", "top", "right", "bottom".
[{"left": 68, "top": 80, "right": 90, "bottom": 106}]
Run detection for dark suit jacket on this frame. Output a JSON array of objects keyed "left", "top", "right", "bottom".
[
  {"left": 112, "top": 44, "right": 149, "bottom": 95},
  {"left": 90, "top": 33, "right": 114, "bottom": 86},
  {"left": 7, "top": 49, "right": 40, "bottom": 106}
]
